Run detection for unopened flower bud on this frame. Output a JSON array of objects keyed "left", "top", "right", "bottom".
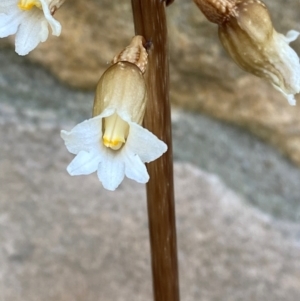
[
  {"left": 194, "top": 0, "right": 300, "bottom": 105},
  {"left": 218, "top": 0, "right": 300, "bottom": 105}
]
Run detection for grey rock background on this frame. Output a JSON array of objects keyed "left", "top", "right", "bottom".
[{"left": 1, "top": 46, "right": 300, "bottom": 300}]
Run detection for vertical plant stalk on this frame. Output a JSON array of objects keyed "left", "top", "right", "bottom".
[{"left": 131, "top": 1, "right": 180, "bottom": 301}]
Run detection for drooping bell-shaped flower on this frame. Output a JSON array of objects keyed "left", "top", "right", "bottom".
[
  {"left": 194, "top": 0, "right": 300, "bottom": 105},
  {"left": 61, "top": 36, "right": 167, "bottom": 191},
  {"left": 0, "top": 0, "right": 65, "bottom": 55}
]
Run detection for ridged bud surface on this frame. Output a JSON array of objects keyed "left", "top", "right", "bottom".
[{"left": 218, "top": 0, "right": 300, "bottom": 104}]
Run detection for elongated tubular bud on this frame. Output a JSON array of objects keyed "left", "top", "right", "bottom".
[{"left": 218, "top": 0, "right": 300, "bottom": 102}]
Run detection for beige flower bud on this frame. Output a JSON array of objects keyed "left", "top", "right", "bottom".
[
  {"left": 93, "top": 61, "right": 147, "bottom": 150},
  {"left": 91, "top": 35, "right": 149, "bottom": 150},
  {"left": 217, "top": 0, "right": 300, "bottom": 105}
]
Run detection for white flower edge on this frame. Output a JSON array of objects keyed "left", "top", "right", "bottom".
[
  {"left": 0, "top": 0, "right": 61, "bottom": 55},
  {"left": 61, "top": 109, "right": 168, "bottom": 191},
  {"left": 271, "top": 30, "right": 300, "bottom": 106}
]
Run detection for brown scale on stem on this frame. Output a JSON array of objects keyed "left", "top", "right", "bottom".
[
  {"left": 112, "top": 35, "right": 148, "bottom": 74},
  {"left": 193, "top": 0, "right": 239, "bottom": 24},
  {"left": 193, "top": 0, "right": 269, "bottom": 25}
]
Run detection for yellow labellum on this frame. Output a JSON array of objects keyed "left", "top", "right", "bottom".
[
  {"left": 18, "top": 0, "right": 42, "bottom": 10},
  {"left": 102, "top": 113, "right": 129, "bottom": 151}
]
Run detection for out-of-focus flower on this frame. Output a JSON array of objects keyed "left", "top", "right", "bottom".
[
  {"left": 194, "top": 0, "right": 300, "bottom": 105},
  {"left": 0, "top": 0, "right": 64, "bottom": 55},
  {"left": 61, "top": 61, "right": 167, "bottom": 191}
]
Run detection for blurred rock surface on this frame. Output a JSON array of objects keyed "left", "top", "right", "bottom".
[
  {"left": 1, "top": 48, "right": 300, "bottom": 301},
  {"left": 1, "top": 0, "right": 299, "bottom": 166}
]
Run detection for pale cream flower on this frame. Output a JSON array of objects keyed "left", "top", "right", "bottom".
[
  {"left": 61, "top": 61, "right": 167, "bottom": 191},
  {"left": 0, "top": 0, "right": 64, "bottom": 55}
]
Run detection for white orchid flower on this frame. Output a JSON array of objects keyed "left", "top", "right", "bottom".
[
  {"left": 61, "top": 61, "right": 167, "bottom": 191},
  {"left": 0, "top": 0, "right": 64, "bottom": 55}
]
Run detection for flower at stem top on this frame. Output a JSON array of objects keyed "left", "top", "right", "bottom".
[
  {"left": 0, "top": 0, "right": 64, "bottom": 55},
  {"left": 61, "top": 60, "right": 168, "bottom": 191}
]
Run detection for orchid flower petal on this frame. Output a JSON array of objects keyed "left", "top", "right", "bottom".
[
  {"left": 67, "top": 150, "right": 100, "bottom": 176},
  {"left": 0, "top": 10, "right": 23, "bottom": 37},
  {"left": 61, "top": 116, "right": 103, "bottom": 155},
  {"left": 126, "top": 122, "right": 168, "bottom": 163},
  {"left": 15, "top": 9, "right": 49, "bottom": 55},
  {"left": 123, "top": 150, "right": 149, "bottom": 183},
  {"left": 97, "top": 151, "right": 125, "bottom": 191},
  {"left": 39, "top": 0, "right": 61, "bottom": 35},
  {"left": 0, "top": 1, "right": 16, "bottom": 14}
]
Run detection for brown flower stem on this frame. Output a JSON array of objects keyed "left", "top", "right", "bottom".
[{"left": 131, "top": 1, "right": 180, "bottom": 301}]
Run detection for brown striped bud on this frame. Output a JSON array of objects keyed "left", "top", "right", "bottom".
[
  {"left": 194, "top": 0, "right": 300, "bottom": 105},
  {"left": 217, "top": 0, "right": 300, "bottom": 105}
]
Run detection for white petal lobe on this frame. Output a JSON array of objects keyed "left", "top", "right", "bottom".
[
  {"left": 67, "top": 151, "right": 100, "bottom": 176},
  {"left": 0, "top": 10, "right": 22, "bottom": 37},
  {"left": 97, "top": 152, "right": 125, "bottom": 191},
  {"left": 40, "top": 0, "right": 61, "bottom": 35},
  {"left": 0, "top": 1, "right": 16, "bottom": 14},
  {"left": 284, "top": 30, "right": 300, "bottom": 44},
  {"left": 126, "top": 123, "right": 168, "bottom": 162},
  {"left": 15, "top": 9, "right": 49, "bottom": 55},
  {"left": 61, "top": 116, "right": 103, "bottom": 154},
  {"left": 123, "top": 151, "right": 149, "bottom": 183}
]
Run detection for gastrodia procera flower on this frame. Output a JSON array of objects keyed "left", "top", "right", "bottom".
[
  {"left": 61, "top": 61, "right": 167, "bottom": 191},
  {"left": 194, "top": 0, "right": 300, "bottom": 105},
  {"left": 0, "top": 0, "right": 65, "bottom": 55}
]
